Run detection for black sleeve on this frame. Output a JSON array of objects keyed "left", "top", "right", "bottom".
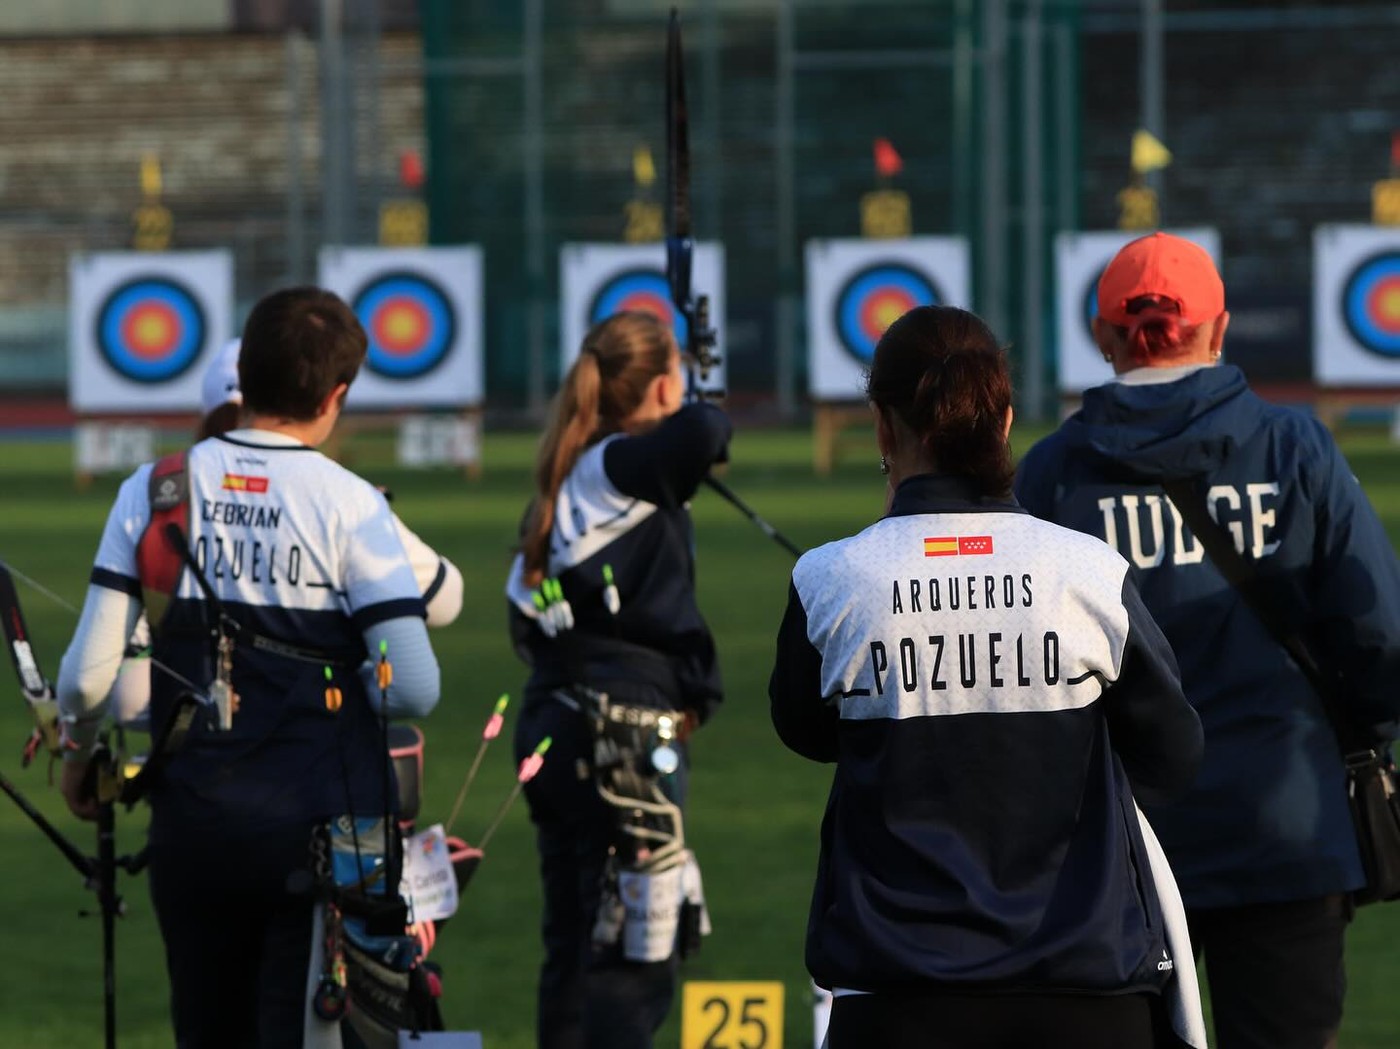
[
  {"left": 769, "top": 580, "right": 839, "bottom": 763},
  {"left": 1103, "top": 573, "right": 1204, "bottom": 806},
  {"left": 603, "top": 403, "right": 732, "bottom": 508}
]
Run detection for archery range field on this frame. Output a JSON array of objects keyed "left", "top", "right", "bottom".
[{"left": 4, "top": 424, "right": 1400, "bottom": 1048}]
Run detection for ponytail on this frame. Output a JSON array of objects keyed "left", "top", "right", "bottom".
[
  {"left": 522, "top": 351, "right": 603, "bottom": 585},
  {"left": 520, "top": 311, "right": 676, "bottom": 585},
  {"left": 866, "top": 306, "right": 1014, "bottom": 498},
  {"left": 1119, "top": 296, "right": 1195, "bottom": 366}
]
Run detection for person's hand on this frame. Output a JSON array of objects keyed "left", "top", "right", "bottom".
[{"left": 60, "top": 759, "right": 100, "bottom": 822}]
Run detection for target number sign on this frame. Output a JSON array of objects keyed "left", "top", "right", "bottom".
[
  {"left": 681, "top": 982, "right": 784, "bottom": 1049},
  {"left": 352, "top": 271, "right": 456, "bottom": 380}
]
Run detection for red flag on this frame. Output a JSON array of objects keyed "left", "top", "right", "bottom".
[
  {"left": 399, "top": 150, "right": 425, "bottom": 190},
  {"left": 1391, "top": 131, "right": 1400, "bottom": 171},
  {"left": 874, "top": 137, "right": 903, "bottom": 179}
]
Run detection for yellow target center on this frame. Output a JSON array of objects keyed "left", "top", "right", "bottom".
[
  {"left": 383, "top": 308, "right": 423, "bottom": 343},
  {"left": 1381, "top": 287, "right": 1400, "bottom": 323},
  {"left": 873, "top": 300, "right": 905, "bottom": 332},
  {"left": 134, "top": 312, "right": 173, "bottom": 347}
]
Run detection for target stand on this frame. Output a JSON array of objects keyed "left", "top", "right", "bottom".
[{"left": 812, "top": 403, "right": 874, "bottom": 476}]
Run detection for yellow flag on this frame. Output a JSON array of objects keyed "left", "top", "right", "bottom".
[
  {"left": 633, "top": 145, "right": 656, "bottom": 189},
  {"left": 140, "top": 153, "right": 162, "bottom": 199},
  {"left": 1131, "top": 130, "right": 1172, "bottom": 175}
]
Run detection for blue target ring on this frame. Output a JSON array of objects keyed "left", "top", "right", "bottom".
[
  {"left": 353, "top": 272, "right": 456, "bottom": 380},
  {"left": 588, "top": 269, "right": 687, "bottom": 345},
  {"left": 1083, "top": 267, "right": 1105, "bottom": 342},
  {"left": 834, "top": 263, "right": 941, "bottom": 364},
  {"left": 95, "top": 276, "right": 206, "bottom": 383},
  {"left": 1342, "top": 251, "right": 1400, "bottom": 358}
]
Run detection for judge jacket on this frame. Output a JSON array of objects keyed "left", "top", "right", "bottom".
[
  {"left": 1016, "top": 365, "right": 1400, "bottom": 908},
  {"left": 770, "top": 473, "right": 1202, "bottom": 995}
]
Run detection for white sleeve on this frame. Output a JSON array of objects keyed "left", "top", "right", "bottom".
[
  {"left": 359, "top": 615, "right": 440, "bottom": 718},
  {"left": 56, "top": 585, "right": 144, "bottom": 755},
  {"left": 392, "top": 515, "right": 463, "bottom": 628},
  {"left": 341, "top": 489, "right": 428, "bottom": 630}
]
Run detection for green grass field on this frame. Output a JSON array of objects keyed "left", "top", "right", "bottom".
[{"left": 2, "top": 424, "right": 1400, "bottom": 1047}]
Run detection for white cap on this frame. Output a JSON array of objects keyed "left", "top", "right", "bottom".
[{"left": 201, "top": 338, "right": 243, "bottom": 416}]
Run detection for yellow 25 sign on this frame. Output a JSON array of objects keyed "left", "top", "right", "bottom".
[{"left": 681, "top": 982, "right": 785, "bottom": 1049}]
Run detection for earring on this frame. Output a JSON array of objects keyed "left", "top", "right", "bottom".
[{"left": 879, "top": 456, "right": 890, "bottom": 476}]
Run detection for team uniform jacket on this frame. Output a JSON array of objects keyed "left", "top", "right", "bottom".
[
  {"left": 770, "top": 473, "right": 1202, "bottom": 995},
  {"left": 87, "top": 430, "right": 425, "bottom": 842},
  {"left": 1016, "top": 364, "right": 1400, "bottom": 908},
  {"left": 505, "top": 403, "right": 731, "bottom": 718}
]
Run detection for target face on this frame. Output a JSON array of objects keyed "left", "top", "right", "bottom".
[
  {"left": 834, "top": 263, "right": 942, "bottom": 364},
  {"left": 1083, "top": 267, "right": 1106, "bottom": 340},
  {"left": 587, "top": 269, "right": 686, "bottom": 344},
  {"left": 94, "top": 277, "right": 206, "bottom": 383},
  {"left": 1342, "top": 252, "right": 1400, "bottom": 358},
  {"left": 353, "top": 272, "right": 456, "bottom": 380}
]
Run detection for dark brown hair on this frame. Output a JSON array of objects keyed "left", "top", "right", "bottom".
[
  {"left": 1111, "top": 294, "right": 1198, "bottom": 367},
  {"left": 195, "top": 401, "right": 242, "bottom": 442},
  {"left": 238, "top": 287, "right": 367, "bottom": 421},
  {"left": 521, "top": 311, "right": 677, "bottom": 584},
  {"left": 866, "top": 305, "right": 1014, "bottom": 497}
]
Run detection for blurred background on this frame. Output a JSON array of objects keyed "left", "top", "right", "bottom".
[{"left": 0, "top": 0, "right": 1396, "bottom": 420}]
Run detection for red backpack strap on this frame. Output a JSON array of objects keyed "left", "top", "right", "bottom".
[{"left": 135, "top": 451, "right": 191, "bottom": 632}]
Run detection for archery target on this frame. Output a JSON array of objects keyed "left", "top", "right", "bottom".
[
  {"left": 96, "top": 277, "right": 206, "bottom": 383},
  {"left": 69, "top": 250, "right": 233, "bottom": 413},
  {"left": 587, "top": 269, "right": 688, "bottom": 345},
  {"left": 834, "top": 263, "right": 944, "bottom": 365},
  {"left": 806, "top": 237, "right": 970, "bottom": 401},
  {"left": 319, "top": 246, "right": 484, "bottom": 408},
  {"left": 1314, "top": 225, "right": 1400, "bottom": 384},
  {"left": 1054, "top": 228, "right": 1221, "bottom": 395},
  {"left": 353, "top": 272, "right": 456, "bottom": 379},
  {"left": 561, "top": 243, "right": 726, "bottom": 396}
]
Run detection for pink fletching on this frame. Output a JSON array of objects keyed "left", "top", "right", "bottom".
[
  {"left": 483, "top": 713, "right": 504, "bottom": 741},
  {"left": 518, "top": 753, "right": 545, "bottom": 783}
]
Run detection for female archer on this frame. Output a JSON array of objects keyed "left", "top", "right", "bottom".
[{"left": 504, "top": 309, "right": 730, "bottom": 1049}]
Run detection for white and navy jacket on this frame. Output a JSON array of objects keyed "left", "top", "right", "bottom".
[
  {"left": 506, "top": 403, "right": 731, "bottom": 719},
  {"left": 770, "top": 474, "right": 1203, "bottom": 995},
  {"left": 66, "top": 430, "right": 433, "bottom": 842}
]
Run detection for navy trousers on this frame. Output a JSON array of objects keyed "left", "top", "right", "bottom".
[
  {"left": 146, "top": 822, "right": 316, "bottom": 1048},
  {"left": 516, "top": 686, "right": 689, "bottom": 1049}
]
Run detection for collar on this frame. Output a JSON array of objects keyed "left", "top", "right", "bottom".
[
  {"left": 885, "top": 473, "right": 1025, "bottom": 519},
  {"left": 1116, "top": 361, "right": 1216, "bottom": 386},
  {"left": 214, "top": 428, "right": 315, "bottom": 451}
]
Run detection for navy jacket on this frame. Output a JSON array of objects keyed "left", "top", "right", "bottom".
[
  {"left": 507, "top": 403, "right": 731, "bottom": 719},
  {"left": 770, "top": 474, "right": 1202, "bottom": 994},
  {"left": 1017, "top": 365, "right": 1400, "bottom": 907}
]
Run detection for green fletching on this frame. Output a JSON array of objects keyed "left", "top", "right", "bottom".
[
  {"left": 535, "top": 736, "right": 553, "bottom": 755},
  {"left": 495, "top": 694, "right": 510, "bottom": 714},
  {"left": 379, "top": 639, "right": 388, "bottom": 656},
  {"left": 324, "top": 666, "right": 333, "bottom": 681},
  {"left": 603, "top": 564, "right": 615, "bottom": 585},
  {"left": 532, "top": 590, "right": 546, "bottom": 610}
]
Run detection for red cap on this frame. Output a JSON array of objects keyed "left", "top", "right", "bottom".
[{"left": 1097, "top": 232, "right": 1224, "bottom": 327}]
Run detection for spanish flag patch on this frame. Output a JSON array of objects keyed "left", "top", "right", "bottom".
[
  {"left": 924, "top": 535, "right": 994, "bottom": 557},
  {"left": 222, "top": 474, "right": 269, "bottom": 494}
]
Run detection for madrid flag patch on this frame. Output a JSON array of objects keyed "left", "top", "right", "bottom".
[{"left": 924, "top": 535, "right": 993, "bottom": 557}]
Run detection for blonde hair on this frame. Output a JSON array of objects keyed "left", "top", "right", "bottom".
[{"left": 521, "top": 311, "right": 677, "bottom": 584}]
